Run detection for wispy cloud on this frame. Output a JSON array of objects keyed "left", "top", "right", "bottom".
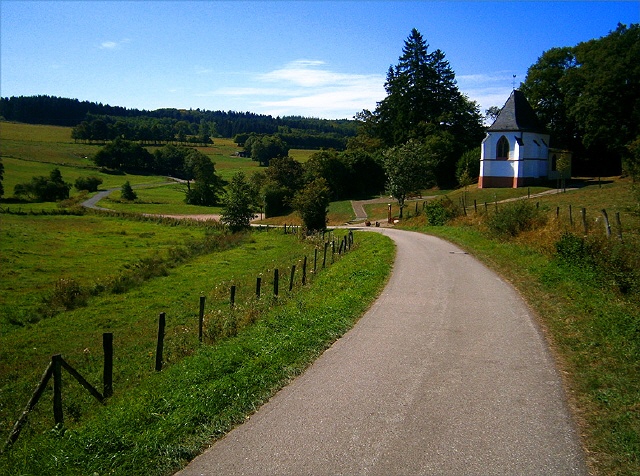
[
  {"left": 204, "top": 60, "right": 385, "bottom": 118},
  {"left": 99, "top": 38, "right": 130, "bottom": 50}
]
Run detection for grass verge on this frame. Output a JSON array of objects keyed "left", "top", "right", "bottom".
[{"left": 0, "top": 230, "right": 394, "bottom": 475}]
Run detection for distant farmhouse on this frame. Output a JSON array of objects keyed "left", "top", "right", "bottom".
[{"left": 479, "top": 90, "right": 571, "bottom": 188}]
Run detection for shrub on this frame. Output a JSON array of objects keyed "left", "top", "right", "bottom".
[
  {"left": 75, "top": 176, "right": 103, "bottom": 192},
  {"left": 40, "top": 278, "right": 88, "bottom": 317},
  {"left": 486, "top": 200, "right": 546, "bottom": 238},
  {"left": 14, "top": 168, "right": 71, "bottom": 202},
  {"left": 554, "top": 232, "right": 640, "bottom": 298},
  {"left": 425, "top": 197, "right": 459, "bottom": 226}
]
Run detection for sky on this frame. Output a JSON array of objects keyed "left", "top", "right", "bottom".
[{"left": 1, "top": 1, "right": 638, "bottom": 120}]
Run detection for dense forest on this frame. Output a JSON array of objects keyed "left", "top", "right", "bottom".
[
  {"left": 0, "top": 95, "right": 356, "bottom": 148},
  {"left": 521, "top": 23, "right": 640, "bottom": 176}
]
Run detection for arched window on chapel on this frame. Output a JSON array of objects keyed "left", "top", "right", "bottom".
[{"left": 496, "top": 136, "right": 509, "bottom": 160}]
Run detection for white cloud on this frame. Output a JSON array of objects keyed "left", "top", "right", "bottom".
[
  {"left": 457, "top": 70, "right": 523, "bottom": 120},
  {"left": 204, "top": 59, "right": 385, "bottom": 118},
  {"left": 99, "top": 39, "right": 131, "bottom": 50}
]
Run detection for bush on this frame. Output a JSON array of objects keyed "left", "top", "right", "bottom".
[
  {"left": 424, "top": 197, "right": 459, "bottom": 226},
  {"left": 75, "top": 176, "right": 103, "bottom": 192},
  {"left": 14, "top": 168, "right": 71, "bottom": 202},
  {"left": 554, "top": 232, "right": 640, "bottom": 297},
  {"left": 486, "top": 200, "right": 546, "bottom": 238}
]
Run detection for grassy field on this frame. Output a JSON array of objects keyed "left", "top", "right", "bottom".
[{"left": 0, "top": 223, "right": 394, "bottom": 475}]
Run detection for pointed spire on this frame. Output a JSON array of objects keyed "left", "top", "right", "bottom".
[{"left": 488, "top": 90, "right": 545, "bottom": 133}]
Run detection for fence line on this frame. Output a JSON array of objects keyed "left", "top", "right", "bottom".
[{"left": 4, "top": 231, "right": 357, "bottom": 448}]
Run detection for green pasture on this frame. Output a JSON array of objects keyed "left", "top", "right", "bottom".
[{"left": 0, "top": 225, "right": 394, "bottom": 475}]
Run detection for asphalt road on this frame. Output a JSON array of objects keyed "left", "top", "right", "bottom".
[{"left": 176, "top": 228, "right": 587, "bottom": 475}]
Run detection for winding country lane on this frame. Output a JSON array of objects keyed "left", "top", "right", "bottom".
[{"left": 176, "top": 228, "right": 587, "bottom": 475}]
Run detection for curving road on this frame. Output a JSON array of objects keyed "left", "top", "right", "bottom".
[{"left": 177, "top": 227, "right": 587, "bottom": 475}]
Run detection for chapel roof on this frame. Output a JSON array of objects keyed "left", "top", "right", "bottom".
[{"left": 488, "top": 90, "right": 545, "bottom": 133}]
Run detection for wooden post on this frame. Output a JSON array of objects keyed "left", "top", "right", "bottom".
[
  {"left": 256, "top": 276, "right": 261, "bottom": 298},
  {"left": 484, "top": 202, "right": 488, "bottom": 214},
  {"left": 601, "top": 209, "right": 611, "bottom": 238},
  {"left": 274, "top": 269, "right": 279, "bottom": 297},
  {"left": 155, "top": 313, "right": 165, "bottom": 371},
  {"left": 302, "top": 256, "right": 307, "bottom": 285},
  {"left": 52, "top": 354, "right": 63, "bottom": 425},
  {"left": 59, "top": 357, "right": 105, "bottom": 403},
  {"left": 569, "top": 204, "right": 573, "bottom": 227},
  {"left": 3, "top": 361, "right": 54, "bottom": 450},
  {"left": 323, "top": 242, "right": 328, "bottom": 268},
  {"left": 103, "top": 333, "right": 113, "bottom": 398},
  {"left": 556, "top": 206, "right": 560, "bottom": 218},
  {"left": 289, "top": 265, "right": 296, "bottom": 292},
  {"left": 198, "top": 296, "right": 205, "bottom": 343},
  {"left": 615, "top": 212, "right": 623, "bottom": 241},
  {"left": 528, "top": 187, "right": 531, "bottom": 199},
  {"left": 582, "top": 208, "right": 588, "bottom": 235},
  {"left": 473, "top": 199, "right": 477, "bottom": 213},
  {"left": 230, "top": 285, "right": 236, "bottom": 307}
]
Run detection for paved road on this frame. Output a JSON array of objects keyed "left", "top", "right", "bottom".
[{"left": 177, "top": 228, "right": 587, "bottom": 475}]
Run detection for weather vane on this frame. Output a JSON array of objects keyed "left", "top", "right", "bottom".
[{"left": 512, "top": 74, "right": 517, "bottom": 90}]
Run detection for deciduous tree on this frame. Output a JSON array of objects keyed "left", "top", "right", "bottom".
[
  {"left": 221, "top": 172, "right": 256, "bottom": 232},
  {"left": 291, "top": 178, "right": 331, "bottom": 234}
]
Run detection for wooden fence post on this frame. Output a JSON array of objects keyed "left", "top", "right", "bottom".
[
  {"left": 569, "top": 204, "right": 573, "bottom": 227},
  {"left": 3, "top": 360, "right": 54, "bottom": 451},
  {"left": 274, "top": 269, "right": 279, "bottom": 297},
  {"left": 155, "top": 313, "right": 165, "bottom": 372},
  {"left": 474, "top": 199, "right": 477, "bottom": 213},
  {"left": 302, "top": 256, "right": 307, "bottom": 285},
  {"left": 52, "top": 354, "right": 63, "bottom": 425},
  {"left": 323, "top": 242, "right": 328, "bottom": 268},
  {"left": 256, "top": 276, "right": 261, "bottom": 298},
  {"left": 230, "top": 285, "right": 236, "bottom": 307},
  {"left": 314, "top": 248, "right": 318, "bottom": 273},
  {"left": 198, "top": 296, "right": 205, "bottom": 343},
  {"left": 103, "top": 333, "right": 113, "bottom": 398},
  {"left": 601, "top": 209, "right": 611, "bottom": 238}
]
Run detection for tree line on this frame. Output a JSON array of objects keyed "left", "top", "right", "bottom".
[
  {"left": 521, "top": 23, "right": 640, "bottom": 177},
  {"left": 0, "top": 95, "right": 357, "bottom": 143}
]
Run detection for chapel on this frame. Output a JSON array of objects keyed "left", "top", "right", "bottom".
[{"left": 478, "top": 89, "right": 571, "bottom": 188}]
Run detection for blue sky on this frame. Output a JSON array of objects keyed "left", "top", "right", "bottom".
[{"left": 1, "top": 1, "right": 638, "bottom": 119}]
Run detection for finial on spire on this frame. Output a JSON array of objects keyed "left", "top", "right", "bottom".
[{"left": 512, "top": 74, "right": 517, "bottom": 90}]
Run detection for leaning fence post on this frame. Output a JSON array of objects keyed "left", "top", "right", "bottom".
[
  {"left": 52, "top": 354, "right": 63, "bottom": 425},
  {"left": 3, "top": 360, "right": 54, "bottom": 451},
  {"left": 103, "top": 333, "right": 113, "bottom": 398},
  {"left": 155, "top": 313, "right": 166, "bottom": 371},
  {"left": 601, "top": 209, "right": 611, "bottom": 238},
  {"left": 198, "top": 296, "right": 205, "bottom": 343}
]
